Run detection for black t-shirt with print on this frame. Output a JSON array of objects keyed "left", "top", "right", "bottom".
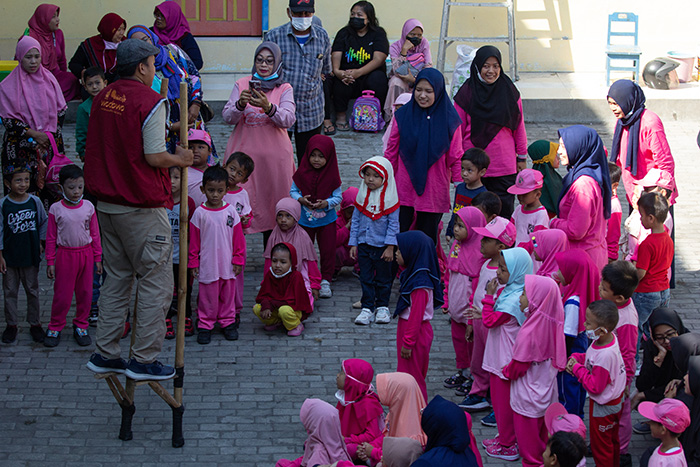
[{"left": 332, "top": 26, "right": 389, "bottom": 72}]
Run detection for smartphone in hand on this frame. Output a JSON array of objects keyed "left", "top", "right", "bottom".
[{"left": 249, "top": 79, "right": 262, "bottom": 92}]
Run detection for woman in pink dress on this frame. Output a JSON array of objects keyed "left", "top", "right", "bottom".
[
  {"left": 223, "top": 42, "right": 297, "bottom": 244},
  {"left": 550, "top": 125, "right": 612, "bottom": 270}
]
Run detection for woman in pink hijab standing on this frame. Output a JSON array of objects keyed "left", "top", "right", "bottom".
[
  {"left": 0, "top": 36, "right": 67, "bottom": 197},
  {"left": 24, "top": 4, "right": 79, "bottom": 101},
  {"left": 152, "top": 1, "right": 203, "bottom": 70}
]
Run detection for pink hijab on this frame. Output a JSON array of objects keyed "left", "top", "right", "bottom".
[
  {"left": 26, "top": 3, "right": 61, "bottom": 71},
  {"left": 336, "top": 359, "right": 383, "bottom": 437},
  {"left": 0, "top": 36, "right": 66, "bottom": 133},
  {"left": 299, "top": 399, "right": 352, "bottom": 467},
  {"left": 512, "top": 275, "right": 567, "bottom": 370},
  {"left": 532, "top": 229, "right": 569, "bottom": 278},
  {"left": 153, "top": 1, "right": 191, "bottom": 45},
  {"left": 340, "top": 186, "right": 359, "bottom": 211},
  {"left": 389, "top": 19, "right": 432, "bottom": 65},
  {"left": 376, "top": 372, "right": 428, "bottom": 446},
  {"left": 263, "top": 198, "right": 318, "bottom": 269},
  {"left": 555, "top": 249, "right": 601, "bottom": 334},
  {"left": 447, "top": 207, "right": 486, "bottom": 278}
]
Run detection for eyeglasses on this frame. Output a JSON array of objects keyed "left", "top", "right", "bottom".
[
  {"left": 255, "top": 57, "right": 275, "bottom": 66},
  {"left": 653, "top": 330, "right": 678, "bottom": 342}
]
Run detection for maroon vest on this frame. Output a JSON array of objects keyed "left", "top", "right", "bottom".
[{"left": 84, "top": 79, "right": 172, "bottom": 208}]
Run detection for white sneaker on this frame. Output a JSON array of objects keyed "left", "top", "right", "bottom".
[
  {"left": 319, "top": 280, "right": 332, "bottom": 298},
  {"left": 375, "top": 307, "right": 391, "bottom": 324},
  {"left": 355, "top": 308, "right": 375, "bottom": 325}
]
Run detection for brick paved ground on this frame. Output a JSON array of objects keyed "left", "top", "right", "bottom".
[{"left": 0, "top": 115, "right": 698, "bottom": 466}]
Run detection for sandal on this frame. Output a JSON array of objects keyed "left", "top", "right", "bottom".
[
  {"left": 323, "top": 123, "right": 336, "bottom": 136},
  {"left": 335, "top": 121, "right": 350, "bottom": 132}
]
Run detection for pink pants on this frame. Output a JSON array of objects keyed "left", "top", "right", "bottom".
[
  {"left": 234, "top": 272, "right": 244, "bottom": 315},
  {"left": 451, "top": 320, "right": 473, "bottom": 370},
  {"left": 397, "top": 318, "right": 433, "bottom": 402},
  {"left": 619, "top": 386, "right": 632, "bottom": 454},
  {"left": 197, "top": 278, "right": 236, "bottom": 330},
  {"left": 513, "top": 413, "right": 548, "bottom": 467},
  {"left": 469, "top": 319, "right": 490, "bottom": 397},
  {"left": 49, "top": 245, "right": 93, "bottom": 331},
  {"left": 490, "top": 374, "right": 516, "bottom": 447}
]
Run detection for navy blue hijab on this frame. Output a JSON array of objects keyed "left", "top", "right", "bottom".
[
  {"left": 608, "top": 79, "right": 646, "bottom": 177},
  {"left": 395, "top": 231, "right": 443, "bottom": 317},
  {"left": 411, "top": 395, "right": 479, "bottom": 467},
  {"left": 394, "top": 68, "right": 462, "bottom": 196},
  {"left": 557, "top": 125, "right": 612, "bottom": 219}
]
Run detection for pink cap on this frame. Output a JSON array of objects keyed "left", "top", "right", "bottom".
[
  {"left": 638, "top": 168, "right": 674, "bottom": 191},
  {"left": 507, "top": 169, "right": 544, "bottom": 195},
  {"left": 472, "top": 216, "right": 516, "bottom": 247},
  {"left": 188, "top": 129, "right": 212, "bottom": 148},
  {"left": 545, "top": 403, "right": 587, "bottom": 439},
  {"left": 638, "top": 399, "right": 691, "bottom": 433}
]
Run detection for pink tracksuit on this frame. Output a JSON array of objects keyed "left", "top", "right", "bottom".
[
  {"left": 188, "top": 202, "right": 246, "bottom": 330},
  {"left": 46, "top": 200, "right": 102, "bottom": 331},
  {"left": 396, "top": 288, "right": 434, "bottom": 401}
]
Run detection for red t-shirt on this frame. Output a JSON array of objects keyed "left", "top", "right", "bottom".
[{"left": 636, "top": 232, "right": 673, "bottom": 293}]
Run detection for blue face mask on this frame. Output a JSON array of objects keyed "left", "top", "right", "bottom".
[{"left": 253, "top": 72, "right": 278, "bottom": 81}]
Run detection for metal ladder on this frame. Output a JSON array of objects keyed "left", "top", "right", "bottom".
[{"left": 436, "top": 0, "right": 519, "bottom": 81}]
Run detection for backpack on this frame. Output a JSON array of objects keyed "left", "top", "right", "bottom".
[
  {"left": 349, "top": 90, "right": 385, "bottom": 133},
  {"left": 44, "top": 132, "right": 73, "bottom": 196}
]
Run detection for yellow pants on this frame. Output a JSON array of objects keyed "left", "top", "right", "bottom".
[{"left": 253, "top": 304, "right": 302, "bottom": 331}]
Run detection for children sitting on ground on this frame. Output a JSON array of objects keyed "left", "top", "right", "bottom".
[
  {"left": 638, "top": 399, "right": 691, "bottom": 467},
  {"left": 567, "top": 300, "right": 627, "bottom": 467},
  {"left": 44, "top": 165, "right": 102, "bottom": 348},
  {"left": 507, "top": 168, "right": 549, "bottom": 248},
  {"left": 607, "top": 162, "right": 623, "bottom": 261},
  {"left": 222, "top": 151, "right": 254, "bottom": 326},
  {"left": 187, "top": 129, "right": 213, "bottom": 207},
  {"left": 263, "top": 198, "right": 321, "bottom": 306},
  {"left": 459, "top": 217, "right": 513, "bottom": 415},
  {"left": 335, "top": 186, "right": 358, "bottom": 277},
  {"left": 503, "top": 275, "right": 567, "bottom": 467},
  {"left": 442, "top": 207, "right": 486, "bottom": 395},
  {"left": 0, "top": 168, "right": 48, "bottom": 344},
  {"left": 165, "top": 166, "right": 196, "bottom": 339},
  {"left": 445, "top": 148, "right": 489, "bottom": 241},
  {"left": 75, "top": 67, "right": 106, "bottom": 161},
  {"left": 254, "top": 243, "right": 312, "bottom": 337},
  {"left": 188, "top": 166, "right": 246, "bottom": 344},
  {"left": 394, "top": 231, "right": 442, "bottom": 401},
  {"left": 544, "top": 402, "right": 587, "bottom": 467},
  {"left": 335, "top": 359, "right": 384, "bottom": 464},
  {"left": 349, "top": 156, "right": 400, "bottom": 326},
  {"left": 527, "top": 140, "right": 563, "bottom": 219},
  {"left": 291, "top": 134, "right": 342, "bottom": 299}
]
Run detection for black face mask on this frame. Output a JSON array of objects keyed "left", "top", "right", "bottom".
[
  {"left": 407, "top": 36, "right": 422, "bottom": 47},
  {"left": 349, "top": 17, "right": 366, "bottom": 31}
]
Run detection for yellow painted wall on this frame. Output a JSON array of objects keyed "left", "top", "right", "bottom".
[{"left": 2, "top": 0, "right": 699, "bottom": 75}]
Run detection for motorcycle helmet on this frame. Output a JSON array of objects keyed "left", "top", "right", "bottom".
[{"left": 643, "top": 58, "right": 680, "bottom": 90}]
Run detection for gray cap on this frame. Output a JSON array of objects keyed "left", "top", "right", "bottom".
[{"left": 116, "top": 38, "right": 160, "bottom": 66}]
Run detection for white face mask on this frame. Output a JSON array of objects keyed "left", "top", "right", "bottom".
[
  {"left": 586, "top": 327, "right": 604, "bottom": 341},
  {"left": 270, "top": 267, "right": 292, "bottom": 279},
  {"left": 291, "top": 16, "right": 313, "bottom": 31},
  {"left": 335, "top": 390, "right": 351, "bottom": 406}
]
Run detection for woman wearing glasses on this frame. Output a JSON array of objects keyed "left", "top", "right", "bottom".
[{"left": 223, "top": 42, "right": 297, "bottom": 244}]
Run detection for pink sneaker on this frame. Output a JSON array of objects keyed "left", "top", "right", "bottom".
[
  {"left": 485, "top": 442, "right": 519, "bottom": 461},
  {"left": 263, "top": 323, "right": 281, "bottom": 332},
  {"left": 482, "top": 436, "right": 499, "bottom": 449},
  {"left": 287, "top": 323, "right": 304, "bottom": 337}
]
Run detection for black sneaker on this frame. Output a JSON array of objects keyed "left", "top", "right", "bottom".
[
  {"left": 197, "top": 328, "right": 211, "bottom": 345},
  {"left": 480, "top": 411, "right": 497, "bottom": 427},
  {"left": 222, "top": 318, "right": 239, "bottom": 341},
  {"left": 124, "top": 359, "right": 175, "bottom": 381},
  {"left": 86, "top": 353, "right": 128, "bottom": 374},
  {"left": 73, "top": 326, "right": 91, "bottom": 346},
  {"left": 454, "top": 379, "right": 473, "bottom": 397},
  {"left": 88, "top": 308, "right": 99, "bottom": 327},
  {"left": 30, "top": 325, "right": 45, "bottom": 343},
  {"left": 2, "top": 325, "right": 18, "bottom": 343},
  {"left": 444, "top": 371, "right": 468, "bottom": 388},
  {"left": 184, "top": 318, "right": 195, "bottom": 337},
  {"left": 44, "top": 329, "right": 61, "bottom": 347}
]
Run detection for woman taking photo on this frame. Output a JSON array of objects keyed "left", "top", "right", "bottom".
[
  {"left": 454, "top": 45, "right": 527, "bottom": 218},
  {"left": 223, "top": 42, "right": 297, "bottom": 244}
]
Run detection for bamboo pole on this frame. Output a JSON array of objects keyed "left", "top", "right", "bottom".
[{"left": 174, "top": 81, "right": 189, "bottom": 405}]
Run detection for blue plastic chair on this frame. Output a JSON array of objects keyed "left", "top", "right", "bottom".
[{"left": 606, "top": 12, "right": 642, "bottom": 85}]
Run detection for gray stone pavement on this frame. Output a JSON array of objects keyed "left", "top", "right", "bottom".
[{"left": 0, "top": 117, "right": 698, "bottom": 466}]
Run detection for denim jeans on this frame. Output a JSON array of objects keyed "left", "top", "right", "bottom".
[
  {"left": 633, "top": 288, "right": 671, "bottom": 363},
  {"left": 358, "top": 244, "right": 393, "bottom": 310}
]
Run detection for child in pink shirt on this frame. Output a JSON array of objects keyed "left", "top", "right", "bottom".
[
  {"left": 607, "top": 162, "right": 623, "bottom": 261},
  {"left": 45, "top": 165, "right": 102, "bottom": 347},
  {"left": 638, "top": 399, "right": 691, "bottom": 467},
  {"left": 503, "top": 275, "right": 567, "bottom": 467},
  {"left": 567, "top": 300, "right": 627, "bottom": 467},
  {"left": 187, "top": 129, "right": 212, "bottom": 208},
  {"left": 188, "top": 166, "right": 246, "bottom": 345}
]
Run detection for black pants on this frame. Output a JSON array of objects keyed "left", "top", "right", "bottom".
[
  {"left": 288, "top": 124, "right": 322, "bottom": 165},
  {"left": 399, "top": 207, "right": 442, "bottom": 246},
  {"left": 330, "top": 69, "right": 389, "bottom": 118},
  {"left": 483, "top": 174, "right": 517, "bottom": 219},
  {"left": 358, "top": 244, "right": 393, "bottom": 310}
]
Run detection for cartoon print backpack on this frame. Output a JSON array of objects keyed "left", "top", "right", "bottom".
[{"left": 350, "top": 90, "right": 385, "bottom": 133}]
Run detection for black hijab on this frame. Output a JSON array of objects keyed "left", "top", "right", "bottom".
[
  {"left": 680, "top": 355, "right": 700, "bottom": 466},
  {"left": 453, "top": 45, "right": 521, "bottom": 149},
  {"left": 670, "top": 333, "right": 700, "bottom": 375}
]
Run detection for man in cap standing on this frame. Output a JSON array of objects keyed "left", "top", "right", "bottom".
[{"left": 84, "top": 39, "right": 193, "bottom": 380}]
